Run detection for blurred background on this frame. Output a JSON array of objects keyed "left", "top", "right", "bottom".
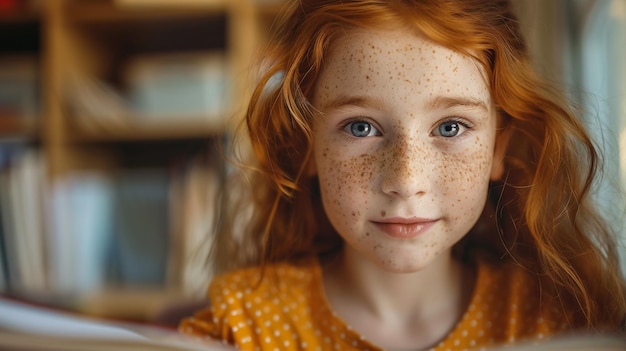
[{"left": 0, "top": 0, "right": 624, "bottom": 324}]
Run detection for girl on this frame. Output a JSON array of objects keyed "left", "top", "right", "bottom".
[{"left": 180, "top": 0, "right": 626, "bottom": 350}]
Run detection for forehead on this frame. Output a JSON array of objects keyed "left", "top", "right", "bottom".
[{"left": 313, "top": 28, "right": 491, "bottom": 108}]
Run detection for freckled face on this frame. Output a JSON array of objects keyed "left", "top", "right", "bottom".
[{"left": 310, "top": 28, "right": 502, "bottom": 272}]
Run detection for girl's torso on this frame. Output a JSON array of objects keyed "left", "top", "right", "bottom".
[{"left": 179, "top": 256, "right": 575, "bottom": 351}]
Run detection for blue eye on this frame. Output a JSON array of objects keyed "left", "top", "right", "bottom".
[
  {"left": 345, "top": 121, "right": 381, "bottom": 137},
  {"left": 436, "top": 121, "right": 465, "bottom": 137}
]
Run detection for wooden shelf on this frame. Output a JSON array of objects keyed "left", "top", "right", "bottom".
[
  {"left": 0, "top": 11, "right": 40, "bottom": 23},
  {"left": 76, "top": 287, "right": 198, "bottom": 323},
  {"left": 70, "top": 117, "right": 228, "bottom": 142},
  {"left": 2, "top": 287, "right": 201, "bottom": 324},
  {"left": 0, "top": 0, "right": 281, "bottom": 320},
  {"left": 65, "top": 0, "right": 228, "bottom": 24},
  {"left": 0, "top": 116, "right": 40, "bottom": 139}
]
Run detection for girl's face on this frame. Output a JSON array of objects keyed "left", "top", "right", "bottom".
[{"left": 310, "top": 27, "right": 505, "bottom": 272}]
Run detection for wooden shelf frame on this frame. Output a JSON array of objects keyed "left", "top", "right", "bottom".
[
  {"left": 0, "top": 0, "right": 281, "bottom": 319},
  {"left": 28, "top": 0, "right": 269, "bottom": 179}
]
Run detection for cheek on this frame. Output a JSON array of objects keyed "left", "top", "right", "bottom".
[
  {"left": 439, "top": 144, "right": 493, "bottom": 213},
  {"left": 317, "top": 147, "right": 378, "bottom": 212},
  {"left": 441, "top": 149, "right": 492, "bottom": 184}
]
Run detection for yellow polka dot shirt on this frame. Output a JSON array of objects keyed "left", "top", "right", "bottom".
[{"left": 179, "top": 256, "right": 574, "bottom": 351}]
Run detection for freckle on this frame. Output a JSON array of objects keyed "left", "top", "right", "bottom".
[{"left": 381, "top": 211, "right": 386, "bottom": 217}]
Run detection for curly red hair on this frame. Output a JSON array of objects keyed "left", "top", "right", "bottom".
[{"left": 213, "top": 0, "right": 626, "bottom": 331}]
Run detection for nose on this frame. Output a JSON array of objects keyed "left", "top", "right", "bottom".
[{"left": 380, "top": 135, "right": 431, "bottom": 199}]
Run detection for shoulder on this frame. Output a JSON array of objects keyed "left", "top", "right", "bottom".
[
  {"left": 468, "top": 255, "right": 577, "bottom": 339},
  {"left": 475, "top": 255, "right": 539, "bottom": 292},
  {"left": 474, "top": 255, "right": 557, "bottom": 312},
  {"left": 437, "top": 255, "right": 577, "bottom": 349},
  {"left": 208, "top": 259, "right": 318, "bottom": 298},
  {"left": 180, "top": 258, "right": 328, "bottom": 346},
  {"left": 205, "top": 258, "right": 321, "bottom": 323}
]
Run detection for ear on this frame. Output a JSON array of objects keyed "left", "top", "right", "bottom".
[{"left": 490, "top": 125, "right": 511, "bottom": 181}]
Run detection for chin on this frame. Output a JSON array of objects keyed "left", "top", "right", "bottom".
[
  {"left": 371, "top": 248, "right": 452, "bottom": 274},
  {"left": 374, "top": 257, "right": 435, "bottom": 274}
]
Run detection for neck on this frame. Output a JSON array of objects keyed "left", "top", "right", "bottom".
[
  {"left": 341, "top": 248, "right": 462, "bottom": 320},
  {"left": 321, "top": 247, "right": 474, "bottom": 350}
]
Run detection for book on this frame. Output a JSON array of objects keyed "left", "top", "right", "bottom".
[
  {"left": 109, "top": 169, "right": 170, "bottom": 287},
  {"left": 0, "top": 55, "right": 39, "bottom": 116},
  {"left": 0, "top": 172, "right": 8, "bottom": 292},
  {"left": 124, "top": 51, "right": 231, "bottom": 124},
  {"left": 13, "top": 149, "right": 47, "bottom": 292},
  {"left": 47, "top": 169, "right": 172, "bottom": 295},
  {"left": 47, "top": 172, "right": 115, "bottom": 295},
  {"left": 1, "top": 289, "right": 624, "bottom": 351},
  {"left": 0, "top": 145, "right": 47, "bottom": 293},
  {"left": 0, "top": 296, "right": 232, "bottom": 351},
  {"left": 0, "top": 166, "right": 14, "bottom": 292}
]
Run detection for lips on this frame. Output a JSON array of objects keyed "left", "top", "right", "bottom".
[{"left": 371, "top": 217, "right": 438, "bottom": 239}]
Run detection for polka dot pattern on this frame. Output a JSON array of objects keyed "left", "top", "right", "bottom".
[{"left": 179, "top": 257, "right": 574, "bottom": 351}]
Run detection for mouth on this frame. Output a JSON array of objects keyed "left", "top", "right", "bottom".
[{"left": 371, "top": 217, "right": 438, "bottom": 239}]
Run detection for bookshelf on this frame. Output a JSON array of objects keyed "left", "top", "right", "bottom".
[{"left": 0, "top": 0, "right": 282, "bottom": 322}]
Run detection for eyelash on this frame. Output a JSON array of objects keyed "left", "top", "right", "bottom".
[
  {"left": 337, "top": 116, "right": 475, "bottom": 140},
  {"left": 339, "top": 117, "right": 382, "bottom": 139},
  {"left": 432, "top": 117, "right": 474, "bottom": 139}
]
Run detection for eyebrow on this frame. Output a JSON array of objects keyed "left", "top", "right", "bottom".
[
  {"left": 318, "top": 95, "right": 387, "bottom": 112},
  {"left": 318, "top": 94, "right": 490, "bottom": 113},
  {"left": 427, "top": 95, "right": 490, "bottom": 112}
]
